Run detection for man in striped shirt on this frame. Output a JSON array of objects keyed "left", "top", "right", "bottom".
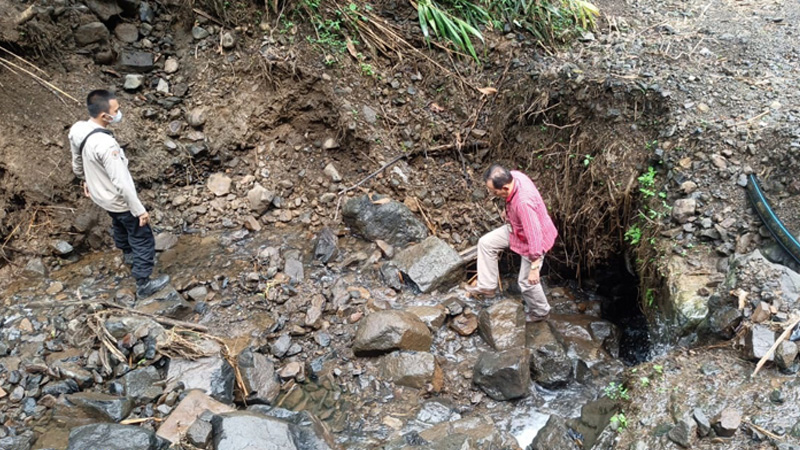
[{"left": 466, "top": 164, "right": 558, "bottom": 322}]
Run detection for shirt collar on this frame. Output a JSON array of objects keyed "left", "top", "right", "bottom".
[{"left": 505, "top": 178, "right": 519, "bottom": 203}]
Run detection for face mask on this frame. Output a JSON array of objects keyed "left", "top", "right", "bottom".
[{"left": 107, "top": 110, "right": 123, "bottom": 124}]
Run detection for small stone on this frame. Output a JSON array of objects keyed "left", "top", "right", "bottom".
[
  {"left": 114, "top": 23, "right": 139, "bottom": 43},
  {"left": 712, "top": 408, "right": 741, "bottom": 437},
  {"left": 164, "top": 58, "right": 179, "bottom": 74},
  {"left": 51, "top": 240, "right": 74, "bottom": 255},
  {"left": 697, "top": 103, "right": 709, "bottom": 113},
  {"left": 322, "top": 138, "right": 339, "bottom": 150},
  {"left": 710, "top": 154, "right": 728, "bottom": 170},
  {"left": 449, "top": 312, "right": 478, "bottom": 336},
  {"left": 24, "top": 257, "right": 47, "bottom": 277},
  {"left": 271, "top": 335, "right": 292, "bottom": 358},
  {"left": 207, "top": 173, "right": 232, "bottom": 196},
  {"left": 751, "top": 302, "right": 771, "bottom": 323},
  {"left": 375, "top": 239, "right": 394, "bottom": 258},
  {"left": 770, "top": 101, "right": 781, "bottom": 110},
  {"left": 192, "top": 26, "right": 210, "bottom": 40},
  {"left": 278, "top": 361, "right": 303, "bottom": 379},
  {"left": 672, "top": 198, "right": 697, "bottom": 224},
  {"left": 323, "top": 163, "right": 342, "bottom": 182},
  {"left": 775, "top": 341, "right": 799, "bottom": 372},
  {"left": 120, "top": 51, "right": 154, "bottom": 71},
  {"left": 693, "top": 408, "right": 711, "bottom": 437},
  {"left": 45, "top": 281, "right": 64, "bottom": 295},
  {"left": 123, "top": 74, "right": 144, "bottom": 91},
  {"left": 247, "top": 184, "right": 275, "bottom": 215},
  {"left": 156, "top": 78, "right": 169, "bottom": 94},
  {"left": 186, "top": 285, "right": 208, "bottom": 302},
  {"left": 75, "top": 22, "right": 110, "bottom": 46},
  {"left": 737, "top": 174, "right": 748, "bottom": 187},
  {"left": 221, "top": 32, "right": 237, "bottom": 49},
  {"left": 744, "top": 324, "right": 775, "bottom": 361},
  {"left": 186, "top": 419, "right": 212, "bottom": 447},
  {"left": 680, "top": 180, "right": 698, "bottom": 194},
  {"left": 667, "top": 419, "right": 695, "bottom": 448},
  {"left": 154, "top": 232, "right": 178, "bottom": 251},
  {"left": 362, "top": 105, "right": 378, "bottom": 124},
  {"left": 187, "top": 108, "right": 207, "bottom": 128},
  {"left": 243, "top": 216, "right": 261, "bottom": 232},
  {"left": 18, "top": 318, "right": 33, "bottom": 333}
]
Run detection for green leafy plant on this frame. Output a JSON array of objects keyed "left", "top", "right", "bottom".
[
  {"left": 583, "top": 154, "right": 594, "bottom": 166},
  {"left": 603, "top": 382, "right": 630, "bottom": 401},
  {"left": 639, "top": 376, "right": 650, "bottom": 387},
  {"left": 416, "top": 0, "right": 485, "bottom": 61},
  {"left": 360, "top": 62, "right": 375, "bottom": 76},
  {"left": 610, "top": 413, "right": 628, "bottom": 430},
  {"left": 625, "top": 224, "right": 642, "bottom": 245},
  {"left": 645, "top": 288, "right": 655, "bottom": 307},
  {"left": 653, "top": 364, "right": 663, "bottom": 376}
]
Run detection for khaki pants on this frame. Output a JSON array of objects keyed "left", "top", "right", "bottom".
[{"left": 476, "top": 225, "right": 550, "bottom": 316}]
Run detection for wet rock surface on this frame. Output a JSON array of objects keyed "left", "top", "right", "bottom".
[
  {"left": 478, "top": 299, "right": 525, "bottom": 351},
  {"left": 392, "top": 236, "right": 463, "bottom": 293},
  {"left": 472, "top": 348, "right": 530, "bottom": 401},
  {"left": 67, "top": 423, "right": 169, "bottom": 450},
  {"left": 342, "top": 194, "right": 428, "bottom": 247},
  {"left": 352, "top": 310, "right": 432, "bottom": 355}
]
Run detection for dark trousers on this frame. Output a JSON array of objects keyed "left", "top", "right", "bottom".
[{"left": 108, "top": 211, "right": 155, "bottom": 281}]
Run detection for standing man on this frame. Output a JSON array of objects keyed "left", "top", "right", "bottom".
[
  {"left": 69, "top": 90, "right": 169, "bottom": 298},
  {"left": 466, "top": 164, "right": 558, "bottom": 322}
]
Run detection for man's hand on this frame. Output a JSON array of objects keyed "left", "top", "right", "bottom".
[
  {"left": 82, "top": 181, "right": 90, "bottom": 198},
  {"left": 138, "top": 211, "right": 150, "bottom": 227},
  {"left": 528, "top": 266, "right": 541, "bottom": 285},
  {"left": 500, "top": 209, "right": 507, "bottom": 222}
]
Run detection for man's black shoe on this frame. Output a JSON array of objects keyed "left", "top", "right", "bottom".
[
  {"left": 136, "top": 275, "right": 170, "bottom": 298},
  {"left": 123, "top": 253, "right": 134, "bottom": 267}
]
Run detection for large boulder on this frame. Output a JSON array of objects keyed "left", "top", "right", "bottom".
[
  {"left": 548, "top": 315, "right": 623, "bottom": 382},
  {"left": 526, "top": 322, "right": 572, "bottom": 388},
  {"left": 473, "top": 348, "right": 530, "bottom": 401},
  {"left": 342, "top": 194, "right": 427, "bottom": 247},
  {"left": 166, "top": 355, "right": 235, "bottom": 403},
  {"left": 156, "top": 390, "right": 234, "bottom": 443},
  {"left": 65, "top": 392, "right": 133, "bottom": 422},
  {"left": 415, "top": 416, "right": 519, "bottom": 449},
  {"left": 530, "top": 415, "right": 580, "bottom": 450},
  {"left": 381, "top": 351, "right": 440, "bottom": 389},
  {"left": 135, "top": 285, "right": 191, "bottom": 319},
  {"left": 67, "top": 423, "right": 169, "bottom": 450},
  {"left": 352, "top": 310, "right": 432, "bottom": 356},
  {"left": 237, "top": 347, "right": 281, "bottom": 404},
  {"left": 74, "top": 22, "right": 110, "bottom": 46},
  {"left": 478, "top": 300, "right": 525, "bottom": 351},
  {"left": 123, "top": 366, "right": 163, "bottom": 404},
  {"left": 247, "top": 406, "right": 336, "bottom": 449},
  {"left": 211, "top": 410, "right": 335, "bottom": 450},
  {"left": 406, "top": 304, "right": 447, "bottom": 330},
  {"left": 744, "top": 324, "right": 775, "bottom": 361},
  {"left": 392, "top": 236, "right": 463, "bottom": 293},
  {"left": 664, "top": 254, "right": 713, "bottom": 336}
]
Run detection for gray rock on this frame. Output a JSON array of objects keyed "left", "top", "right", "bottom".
[
  {"left": 473, "top": 348, "right": 530, "bottom": 401},
  {"left": 135, "top": 284, "right": 191, "bottom": 319},
  {"left": 192, "top": 26, "right": 210, "bottom": 40},
  {"left": 478, "top": 299, "right": 525, "bottom": 351},
  {"left": 405, "top": 305, "right": 447, "bottom": 330},
  {"left": 270, "top": 334, "right": 292, "bottom": 358},
  {"left": 526, "top": 322, "right": 572, "bottom": 388},
  {"left": 323, "top": 163, "right": 342, "bottom": 182},
  {"left": 530, "top": 415, "right": 580, "bottom": 450},
  {"left": 712, "top": 407, "right": 741, "bottom": 437},
  {"left": 744, "top": 324, "right": 775, "bottom": 361},
  {"left": 211, "top": 411, "right": 333, "bottom": 450},
  {"left": 42, "top": 379, "right": 80, "bottom": 396},
  {"left": 154, "top": 232, "right": 178, "bottom": 251},
  {"left": 86, "top": 0, "right": 123, "bottom": 20},
  {"left": 67, "top": 423, "right": 168, "bottom": 450},
  {"left": 353, "top": 310, "right": 432, "bottom": 356},
  {"left": 66, "top": 392, "right": 133, "bottom": 422},
  {"left": 392, "top": 236, "right": 463, "bottom": 293},
  {"left": 322, "top": 137, "right": 338, "bottom": 150},
  {"left": 123, "top": 365, "right": 163, "bottom": 404},
  {"left": 693, "top": 408, "right": 711, "bottom": 437},
  {"left": 362, "top": 105, "right": 378, "bottom": 124},
  {"left": 24, "top": 257, "right": 47, "bottom": 277},
  {"left": 187, "top": 419, "right": 212, "bottom": 448},
  {"left": 313, "top": 227, "right": 338, "bottom": 264},
  {"left": 775, "top": 341, "right": 799, "bottom": 373},
  {"left": 207, "top": 173, "right": 232, "bottom": 196},
  {"left": 284, "top": 258, "right": 304, "bottom": 282},
  {"left": 342, "top": 194, "right": 427, "bottom": 247},
  {"left": 51, "top": 240, "right": 74, "bottom": 256},
  {"left": 187, "top": 108, "right": 207, "bottom": 128},
  {"left": 123, "top": 74, "right": 144, "bottom": 91},
  {"left": 0, "top": 432, "right": 34, "bottom": 450},
  {"left": 416, "top": 401, "right": 461, "bottom": 425},
  {"left": 156, "top": 78, "right": 169, "bottom": 94},
  {"left": 164, "top": 58, "right": 179, "bottom": 74},
  {"left": 672, "top": 198, "right": 697, "bottom": 224},
  {"left": 247, "top": 184, "right": 275, "bottom": 215},
  {"left": 166, "top": 356, "right": 235, "bottom": 403},
  {"left": 245, "top": 406, "right": 336, "bottom": 449},
  {"left": 667, "top": 419, "right": 695, "bottom": 448},
  {"left": 705, "top": 305, "right": 742, "bottom": 339},
  {"left": 139, "top": 1, "right": 154, "bottom": 22},
  {"left": 114, "top": 23, "right": 139, "bottom": 43},
  {"left": 186, "top": 285, "right": 208, "bottom": 302},
  {"left": 381, "top": 351, "right": 438, "bottom": 389},
  {"left": 120, "top": 51, "right": 154, "bottom": 71},
  {"left": 568, "top": 396, "right": 617, "bottom": 449},
  {"left": 237, "top": 347, "right": 280, "bottom": 404},
  {"left": 221, "top": 31, "right": 236, "bottom": 49}
]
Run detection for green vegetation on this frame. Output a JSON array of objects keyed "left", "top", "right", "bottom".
[
  {"left": 624, "top": 224, "right": 641, "bottom": 245},
  {"left": 603, "top": 381, "right": 630, "bottom": 401},
  {"left": 414, "top": 0, "right": 599, "bottom": 61},
  {"left": 610, "top": 413, "right": 628, "bottom": 430}
]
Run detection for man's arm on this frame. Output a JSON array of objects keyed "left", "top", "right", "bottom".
[
  {"left": 100, "top": 143, "right": 147, "bottom": 218},
  {"left": 519, "top": 201, "right": 545, "bottom": 284},
  {"left": 69, "top": 130, "right": 85, "bottom": 180}
]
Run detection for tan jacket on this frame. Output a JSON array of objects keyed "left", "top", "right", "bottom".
[{"left": 69, "top": 120, "right": 146, "bottom": 217}]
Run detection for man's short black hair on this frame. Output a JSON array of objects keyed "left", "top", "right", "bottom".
[
  {"left": 483, "top": 164, "right": 513, "bottom": 189},
  {"left": 87, "top": 90, "right": 115, "bottom": 118}
]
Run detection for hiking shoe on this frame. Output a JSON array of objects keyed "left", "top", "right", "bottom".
[
  {"left": 526, "top": 312, "right": 550, "bottom": 323},
  {"left": 123, "top": 253, "right": 134, "bottom": 267},
  {"left": 464, "top": 284, "right": 496, "bottom": 298},
  {"left": 136, "top": 275, "right": 170, "bottom": 298}
]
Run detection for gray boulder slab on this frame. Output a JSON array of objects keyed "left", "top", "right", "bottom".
[
  {"left": 237, "top": 347, "right": 280, "bottom": 404},
  {"left": 342, "top": 194, "right": 427, "bottom": 247},
  {"left": 744, "top": 324, "right": 775, "bottom": 361},
  {"left": 210, "top": 411, "right": 297, "bottom": 450},
  {"left": 156, "top": 390, "right": 234, "bottom": 443},
  {"left": 123, "top": 365, "right": 163, "bottom": 404},
  {"left": 166, "top": 355, "right": 235, "bottom": 403},
  {"left": 530, "top": 415, "right": 580, "bottom": 450},
  {"left": 66, "top": 392, "right": 133, "bottom": 422},
  {"left": 392, "top": 236, "right": 463, "bottom": 293},
  {"left": 66, "top": 423, "right": 168, "bottom": 450},
  {"left": 74, "top": 22, "right": 110, "bottom": 46},
  {"left": 352, "top": 310, "right": 432, "bottom": 356},
  {"left": 526, "top": 321, "right": 572, "bottom": 388},
  {"left": 120, "top": 51, "right": 154, "bottom": 71},
  {"left": 473, "top": 348, "right": 530, "bottom": 401},
  {"left": 381, "top": 351, "right": 438, "bottom": 389},
  {"left": 478, "top": 299, "right": 525, "bottom": 351},
  {"left": 135, "top": 284, "right": 191, "bottom": 319}
]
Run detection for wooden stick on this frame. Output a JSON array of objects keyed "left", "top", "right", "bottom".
[
  {"left": 751, "top": 315, "right": 800, "bottom": 377},
  {"left": 0, "top": 58, "right": 79, "bottom": 103},
  {"left": 120, "top": 417, "right": 163, "bottom": 425},
  {"left": 745, "top": 421, "right": 783, "bottom": 441},
  {"left": 15, "top": 5, "right": 36, "bottom": 25},
  {"left": 0, "top": 47, "right": 48, "bottom": 77}
]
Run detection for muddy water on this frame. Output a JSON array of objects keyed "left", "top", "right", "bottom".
[{"left": 7, "top": 227, "right": 647, "bottom": 449}]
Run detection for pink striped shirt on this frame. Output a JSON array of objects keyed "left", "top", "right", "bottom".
[{"left": 506, "top": 171, "right": 558, "bottom": 260}]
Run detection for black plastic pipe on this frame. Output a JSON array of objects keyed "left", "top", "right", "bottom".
[{"left": 746, "top": 174, "right": 800, "bottom": 266}]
